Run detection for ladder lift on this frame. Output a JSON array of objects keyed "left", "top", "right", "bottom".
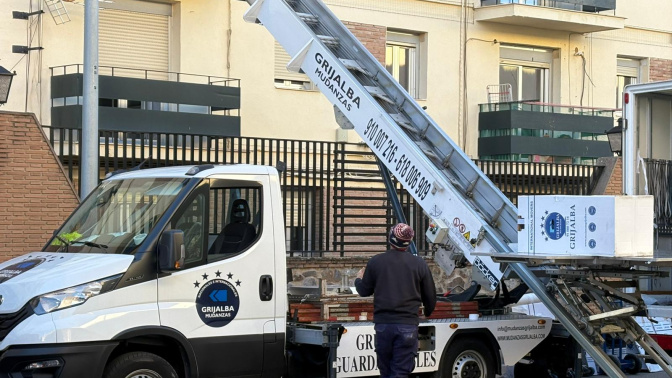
[{"left": 242, "top": 0, "right": 672, "bottom": 376}]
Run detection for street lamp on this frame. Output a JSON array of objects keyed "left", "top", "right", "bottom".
[
  {"left": 605, "top": 118, "right": 623, "bottom": 156},
  {"left": 0, "top": 66, "right": 16, "bottom": 105}
]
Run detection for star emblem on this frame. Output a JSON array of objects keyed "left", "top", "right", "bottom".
[
  {"left": 215, "top": 270, "right": 222, "bottom": 277},
  {"left": 202, "top": 273, "right": 209, "bottom": 280},
  {"left": 541, "top": 231, "right": 545, "bottom": 236},
  {"left": 227, "top": 273, "right": 233, "bottom": 279},
  {"left": 545, "top": 210, "right": 549, "bottom": 215},
  {"left": 236, "top": 280, "right": 241, "bottom": 286},
  {"left": 194, "top": 281, "right": 200, "bottom": 288},
  {"left": 545, "top": 237, "right": 549, "bottom": 241},
  {"left": 541, "top": 216, "right": 545, "bottom": 221}
]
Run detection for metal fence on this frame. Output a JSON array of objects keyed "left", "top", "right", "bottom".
[{"left": 44, "top": 125, "right": 604, "bottom": 256}]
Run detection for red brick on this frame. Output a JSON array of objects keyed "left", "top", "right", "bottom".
[{"left": 0, "top": 111, "right": 79, "bottom": 262}]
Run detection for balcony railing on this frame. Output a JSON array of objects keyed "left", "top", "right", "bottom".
[
  {"left": 50, "top": 64, "right": 241, "bottom": 137},
  {"left": 476, "top": 0, "right": 622, "bottom": 33},
  {"left": 478, "top": 101, "right": 615, "bottom": 163},
  {"left": 51, "top": 64, "right": 240, "bottom": 87},
  {"left": 479, "top": 101, "right": 617, "bottom": 118},
  {"left": 481, "top": 0, "right": 616, "bottom": 13}
]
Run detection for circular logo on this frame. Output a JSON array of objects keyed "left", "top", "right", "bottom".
[
  {"left": 589, "top": 223, "right": 596, "bottom": 232},
  {"left": 0, "top": 258, "right": 45, "bottom": 284},
  {"left": 544, "top": 212, "right": 566, "bottom": 240},
  {"left": 589, "top": 239, "right": 597, "bottom": 249},
  {"left": 588, "top": 206, "right": 596, "bottom": 215},
  {"left": 196, "top": 279, "right": 240, "bottom": 327}
]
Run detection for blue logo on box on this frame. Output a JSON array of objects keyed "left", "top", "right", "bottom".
[
  {"left": 589, "top": 223, "right": 596, "bottom": 232},
  {"left": 589, "top": 239, "right": 597, "bottom": 249},
  {"left": 544, "top": 212, "right": 566, "bottom": 240},
  {"left": 588, "top": 206, "right": 596, "bottom": 215}
]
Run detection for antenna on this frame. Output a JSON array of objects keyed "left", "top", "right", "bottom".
[{"left": 44, "top": 0, "right": 71, "bottom": 25}]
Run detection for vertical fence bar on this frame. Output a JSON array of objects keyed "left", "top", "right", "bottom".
[{"left": 311, "top": 141, "right": 318, "bottom": 254}]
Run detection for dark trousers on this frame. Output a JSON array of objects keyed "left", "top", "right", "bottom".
[{"left": 374, "top": 323, "right": 418, "bottom": 378}]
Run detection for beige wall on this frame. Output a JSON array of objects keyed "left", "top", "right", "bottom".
[
  {"left": 1, "top": 0, "right": 672, "bottom": 158},
  {"left": 616, "top": 0, "right": 672, "bottom": 32},
  {"left": 1, "top": 0, "right": 84, "bottom": 122}
]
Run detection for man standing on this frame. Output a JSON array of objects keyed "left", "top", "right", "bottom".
[{"left": 355, "top": 223, "right": 437, "bottom": 378}]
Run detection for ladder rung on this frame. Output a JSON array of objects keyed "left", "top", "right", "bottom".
[
  {"left": 389, "top": 113, "right": 415, "bottom": 132},
  {"left": 296, "top": 12, "right": 319, "bottom": 24},
  {"left": 588, "top": 306, "right": 638, "bottom": 321},
  {"left": 318, "top": 35, "right": 340, "bottom": 47},
  {"left": 339, "top": 59, "right": 372, "bottom": 77},
  {"left": 415, "top": 142, "right": 439, "bottom": 160},
  {"left": 365, "top": 86, "right": 395, "bottom": 105}
]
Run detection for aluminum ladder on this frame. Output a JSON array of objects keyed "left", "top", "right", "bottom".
[{"left": 243, "top": 0, "right": 672, "bottom": 375}]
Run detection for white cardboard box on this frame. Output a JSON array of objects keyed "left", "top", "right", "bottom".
[{"left": 517, "top": 195, "right": 653, "bottom": 258}]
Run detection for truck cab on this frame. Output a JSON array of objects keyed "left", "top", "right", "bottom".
[{"left": 0, "top": 164, "right": 287, "bottom": 378}]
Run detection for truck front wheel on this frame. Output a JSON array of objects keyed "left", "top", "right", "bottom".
[
  {"left": 441, "top": 338, "right": 495, "bottom": 378},
  {"left": 104, "top": 352, "right": 178, "bottom": 378}
]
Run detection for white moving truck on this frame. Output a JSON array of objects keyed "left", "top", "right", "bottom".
[{"left": 0, "top": 164, "right": 551, "bottom": 378}]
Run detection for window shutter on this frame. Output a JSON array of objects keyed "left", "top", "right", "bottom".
[
  {"left": 99, "top": 9, "right": 169, "bottom": 79},
  {"left": 275, "top": 42, "right": 310, "bottom": 82},
  {"left": 617, "top": 58, "right": 640, "bottom": 78}
]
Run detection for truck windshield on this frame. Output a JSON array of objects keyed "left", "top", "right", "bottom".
[{"left": 44, "top": 177, "right": 189, "bottom": 254}]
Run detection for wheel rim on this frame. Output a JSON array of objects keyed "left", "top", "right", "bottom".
[
  {"left": 125, "top": 369, "right": 162, "bottom": 378},
  {"left": 452, "top": 350, "right": 487, "bottom": 378}
]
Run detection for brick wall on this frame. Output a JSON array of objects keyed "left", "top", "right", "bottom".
[
  {"left": 603, "top": 157, "right": 623, "bottom": 195},
  {"left": 343, "top": 21, "right": 387, "bottom": 64},
  {"left": 650, "top": 58, "right": 672, "bottom": 82},
  {"left": 0, "top": 112, "right": 79, "bottom": 261}
]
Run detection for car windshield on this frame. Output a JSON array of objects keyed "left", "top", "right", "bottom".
[{"left": 44, "top": 177, "right": 189, "bottom": 254}]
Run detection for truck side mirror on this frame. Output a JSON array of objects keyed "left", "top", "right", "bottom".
[{"left": 158, "top": 230, "right": 185, "bottom": 271}]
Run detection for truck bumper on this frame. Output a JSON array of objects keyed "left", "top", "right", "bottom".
[{"left": 0, "top": 342, "right": 117, "bottom": 378}]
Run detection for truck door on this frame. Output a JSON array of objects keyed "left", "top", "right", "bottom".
[{"left": 157, "top": 175, "right": 276, "bottom": 377}]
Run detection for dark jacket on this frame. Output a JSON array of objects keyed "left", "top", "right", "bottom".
[{"left": 354, "top": 249, "right": 437, "bottom": 325}]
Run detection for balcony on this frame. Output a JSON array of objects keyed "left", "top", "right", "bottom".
[
  {"left": 476, "top": 0, "right": 624, "bottom": 33},
  {"left": 478, "top": 101, "right": 616, "bottom": 164},
  {"left": 50, "top": 65, "right": 241, "bottom": 137}
]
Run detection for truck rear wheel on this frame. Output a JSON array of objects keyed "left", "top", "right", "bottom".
[
  {"left": 441, "top": 338, "right": 495, "bottom": 378},
  {"left": 104, "top": 352, "right": 178, "bottom": 378}
]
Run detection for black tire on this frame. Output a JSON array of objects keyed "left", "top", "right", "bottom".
[
  {"left": 441, "top": 338, "right": 495, "bottom": 378},
  {"left": 513, "top": 361, "right": 550, "bottom": 378},
  {"left": 623, "top": 354, "right": 642, "bottom": 375},
  {"left": 104, "top": 352, "right": 178, "bottom": 378}
]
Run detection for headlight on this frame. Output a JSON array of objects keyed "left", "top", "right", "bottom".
[{"left": 30, "top": 275, "right": 122, "bottom": 315}]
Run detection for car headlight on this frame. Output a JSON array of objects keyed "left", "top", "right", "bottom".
[{"left": 30, "top": 275, "right": 122, "bottom": 315}]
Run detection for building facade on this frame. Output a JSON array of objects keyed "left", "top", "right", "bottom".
[{"left": 0, "top": 0, "right": 671, "bottom": 160}]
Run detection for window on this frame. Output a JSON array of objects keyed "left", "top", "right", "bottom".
[
  {"left": 386, "top": 31, "right": 426, "bottom": 99},
  {"left": 208, "top": 184, "right": 262, "bottom": 261},
  {"left": 616, "top": 58, "right": 640, "bottom": 109},
  {"left": 45, "top": 178, "right": 188, "bottom": 255},
  {"left": 274, "top": 42, "right": 316, "bottom": 90},
  {"left": 500, "top": 46, "right": 552, "bottom": 102}
]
